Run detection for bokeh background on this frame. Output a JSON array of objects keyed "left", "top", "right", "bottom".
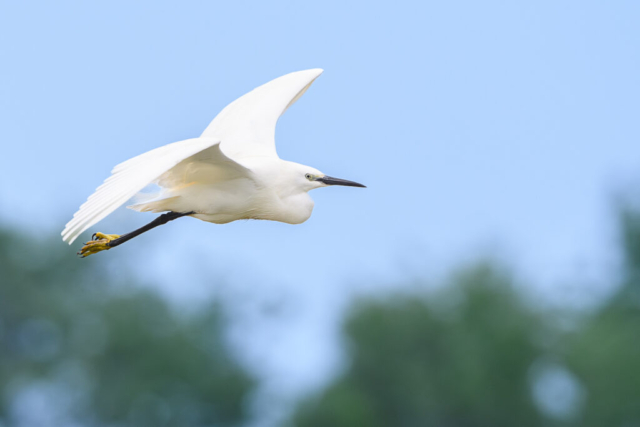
[{"left": 2, "top": 1, "right": 640, "bottom": 426}]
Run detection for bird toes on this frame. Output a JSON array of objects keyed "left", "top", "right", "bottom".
[
  {"left": 77, "top": 232, "right": 120, "bottom": 258},
  {"left": 93, "top": 232, "right": 121, "bottom": 241}
]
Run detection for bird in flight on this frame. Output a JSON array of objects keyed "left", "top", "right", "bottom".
[{"left": 62, "top": 69, "right": 365, "bottom": 257}]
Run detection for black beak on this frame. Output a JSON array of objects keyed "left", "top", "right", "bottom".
[{"left": 317, "top": 175, "right": 366, "bottom": 188}]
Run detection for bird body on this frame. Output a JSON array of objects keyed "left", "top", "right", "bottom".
[
  {"left": 62, "top": 69, "right": 364, "bottom": 256},
  {"left": 133, "top": 156, "right": 319, "bottom": 225}
]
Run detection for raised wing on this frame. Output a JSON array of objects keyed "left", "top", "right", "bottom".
[
  {"left": 62, "top": 137, "right": 224, "bottom": 244},
  {"left": 201, "top": 68, "right": 323, "bottom": 162}
]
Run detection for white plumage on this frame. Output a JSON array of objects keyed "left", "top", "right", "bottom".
[
  {"left": 62, "top": 138, "right": 223, "bottom": 244},
  {"left": 62, "top": 69, "right": 364, "bottom": 247}
]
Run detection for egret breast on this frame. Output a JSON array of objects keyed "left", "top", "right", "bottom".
[{"left": 277, "top": 192, "right": 315, "bottom": 224}]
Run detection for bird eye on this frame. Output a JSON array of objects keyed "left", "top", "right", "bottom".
[{"left": 305, "top": 173, "right": 312, "bottom": 180}]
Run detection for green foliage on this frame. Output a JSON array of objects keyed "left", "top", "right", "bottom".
[
  {"left": 5, "top": 206, "right": 640, "bottom": 427},
  {"left": 289, "top": 208, "right": 640, "bottom": 427},
  {"left": 621, "top": 207, "right": 640, "bottom": 282},
  {"left": 563, "top": 207, "right": 640, "bottom": 426},
  {"left": 0, "top": 228, "right": 254, "bottom": 427},
  {"left": 291, "top": 266, "right": 548, "bottom": 427}
]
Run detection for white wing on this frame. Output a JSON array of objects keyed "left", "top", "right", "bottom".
[
  {"left": 61, "top": 137, "right": 224, "bottom": 244},
  {"left": 62, "top": 69, "right": 322, "bottom": 244},
  {"left": 201, "top": 68, "right": 323, "bottom": 162}
]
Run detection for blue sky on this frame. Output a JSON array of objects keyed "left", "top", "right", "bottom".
[{"left": 2, "top": 0, "right": 640, "bottom": 418}]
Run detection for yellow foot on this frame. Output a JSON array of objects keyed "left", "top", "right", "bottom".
[{"left": 77, "top": 232, "right": 121, "bottom": 258}]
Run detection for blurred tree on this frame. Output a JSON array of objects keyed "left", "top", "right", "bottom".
[
  {"left": 289, "top": 266, "right": 550, "bottom": 427},
  {"left": 289, "top": 207, "right": 640, "bottom": 427},
  {"left": 0, "top": 227, "right": 255, "bottom": 427},
  {"left": 6, "top": 207, "right": 640, "bottom": 427},
  {"left": 565, "top": 208, "right": 640, "bottom": 426}
]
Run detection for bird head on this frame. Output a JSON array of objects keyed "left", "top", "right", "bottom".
[{"left": 291, "top": 163, "right": 366, "bottom": 192}]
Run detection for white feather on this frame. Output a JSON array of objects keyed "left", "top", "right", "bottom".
[
  {"left": 62, "top": 138, "right": 220, "bottom": 244},
  {"left": 62, "top": 68, "right": 326, "bottom": 244},
  {"left": 201, "top": 68, "right": 323, "bottom": 162}
]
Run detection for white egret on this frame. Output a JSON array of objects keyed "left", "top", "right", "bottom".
[{"left": 61, "top": 69, "right": 365, "bottom": 257}]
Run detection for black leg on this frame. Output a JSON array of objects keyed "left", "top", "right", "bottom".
[{"left": 105, "top": 211, "right": 195, "bottom": 248}]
